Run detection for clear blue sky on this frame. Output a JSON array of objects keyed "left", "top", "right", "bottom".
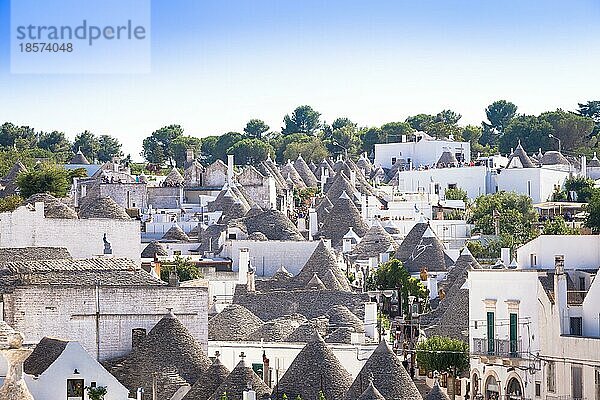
[{"left": 0, "top": 0, "right": 599, "bottom": 159}]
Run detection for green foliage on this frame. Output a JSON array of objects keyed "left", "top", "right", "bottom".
[
  {"left": 378, "top": 311, "right": 391, "bottom": 331},
  {"left": 540, "top": 109, "right": 595, "bottom": 151},
  {"left": 97, "top": 134, "right": 123, "bottom": 162},
  {"left": 244, "top": 119, "right": 270, "bottom": 139},
  {"left": 542, "top": 216, "right": 578, "bottom": 235},
  {"left": 282, "top": 394, "right": 288, "bottom": 400},
  {"left": 38, "top": 131, "right": 71, "bottom": 153},
  {"left": 17, "top": 164, "right": 70, "bottom": 198},
  {"left": 86, "top": 386, "right": 107, "bottom": 400},
  {"left": 416, "top": 336, "right": 469, "bottom": 375},
  {"left": 171, "top": 135, "right": 202, "bottom": 168},
  {"left": 585, "top": 189, "right": 600, "bottom": 233},
  {"left": 200, "top": 136, "right": 219, "bottom": 164},
  {"left": 227, "top": 138, "right": 274, "bottom": 164},
  {"left": 0, "top": 122, "right": 37, "bottom": 150},
  {"left": 282, "top": 105, "right": 321, "bottom": 135},
  {"left": 444, "top": 187, "right": 468, "bottom": 202},
  {"left": 160, "top": 256, "right": 202, "bottom": 282},
  {"left": 142, "top": 125, "right": 184, "bottom": 166},
  {"left": 220, "top": 392, "right": 228, "bottom": 400},
  {"left": 318, "top": 391, "right": 327, "bottom": 400},
  {"left": 500, "top": 114, "right": 553, "bottom": 154},
  {"left": 379, "top": 121, "right": 414, "bottom": 143},
  {"left": 406, "top": 114, "right": 434, "bottom": 131},
  {"left": 281, "top": 135, "right": 329, "bottom": 163},
  {"left": 481, "top": 100, "right": 517, "bottom": 146},
  {"left": 326, "top": 124, "right": 361, "bottom": 157},
  {"left": 0, "top": 195, "right": 23, "bottom": 213},
  {"left": 68, "top": 167, "right": 88, "bottom": 180},
  {"left": 359, "top": 127, "right": 383, "bottom": 154},
  {"left": 578, "top": 100, "right": 600, "bottom": 135},
  {"left": 73, "top": 130, "right": 100, "bottom": 162},
  {"left": 369, "top": 259, "right": 428, "bottom": 316},
  {"left": 214, "top": 132, "right": 244, "bottom": 161},
  {"left": 565, "top": 176, "right": 596, "bottom": 203},
  {"left": 470, "top": 192, "right": 538, "bottom": 246}
]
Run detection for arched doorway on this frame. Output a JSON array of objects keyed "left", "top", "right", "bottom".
[
  {"left": 471, "top": 372, "right": 480, "bottom": 399},
  {"left": 506, "top": 377, "right": 523, "bottom": 400},
  {"left": 485, "top": 375, "right": 500, "bottom": 400}
]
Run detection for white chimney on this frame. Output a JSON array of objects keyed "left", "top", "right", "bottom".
[
  {"left": 349, "top": 170, "right": 356, "bottom": 187},
  {"left": 297, "top": 217, "right": 306, "bottom": 231},
  {"left": 227, "top": 154, "right": 234, "bottom": 184},
  {"left": 243, "top": 389, "right": 257, "bottom": 400},
  {"left": 501, "top": 248, "right": 511, "bottom": 267},
  {"left": 342, "top": 237, "right": 352, "bottom": 253},
  {"left": 361, "top": 194, "right": 368, "bottom": 220},
  {"left": 581, "top": 156, "right": 587, "bottom": 178},
  {"left": 323, "top": 239, "right": 332, "bottom": 249},
  {"left": 554, "top": 255, "right": 569, "bottom": 335},
  {"left": 308, "top": 208, "right": 318, "bottom": 239},
  {"left": 364, "top": 302, "right": 377, "bottom": 339},
  {"left": 379, "top": 252, "right": 390, "bottom": 263},
  {"left": 368, "top": 256, "right": 378, "bottom": 270},
  {"left": 238, "top": 248, "right": 249, "bottom": 284}
]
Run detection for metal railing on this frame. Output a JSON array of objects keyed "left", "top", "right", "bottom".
[
  {"left": 567, "top": 290, "right": 587, "bottom": 305},
  {"left": 472, "top": 337, "right": 523, "bottom": 358}
]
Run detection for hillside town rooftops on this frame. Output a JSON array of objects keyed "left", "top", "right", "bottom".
[
  {"left": 294, "top": 154, "right": 319, "bottom": 188},
  {"left": 506, "top": 143, "right": 536, "bottom": 168},
  {"left": 163, "top": 167, "right": 185, "bottom": 187},
  {"left": 540, "top": 150, "right": 570, "bottom": 166},
  {"left": 182, "top": 356, "right": 230, "bottom": 400},
  {"left": 208, "top": 304, "right": 263, "bottom": 341},
  {"left": 207, "top": 353, "right": 272, "bottom": 400},
  {"left": 25, "top": 193, "right": 79, "bottom": 219},
  {"left": 0, "top": 247, "right": 71, "bottom": 265}
]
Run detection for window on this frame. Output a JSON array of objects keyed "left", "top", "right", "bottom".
[
  {"left": 509, "top": 313, "right": 518, "bottom": 356},
  {"left": 448, "top": 183, "right": 457, "bottom": 190},
  {"left": 570, "top": 317, "right": 583, "bottom": 336},
  {"left": 487, "top": 311, "right": 495, "bottom": 354},
  {"left": 527, "top": 181, "right": 531, "bottom": 196},
  {"left": 579, "top": 277, "right": 586, "bottom": 291},
  {"left": 547, "top": 361, "right": 555, "bottom": 393},
  {"left": 535, "top": 381, "right": 541, "bottom": 397},
  {"left": 391, "top": 157, "right": 397, "bottom": 165},
  {"left": 530, "top": 254, "right": 537, "bottom": 267},
  {"left": 67, "top": 379, "right": 85, "bottom": 400},
  {"left": 572, "top": 364, "right": 583, "bottom": 400},
  {"left": 228, "top": 233, "right": 237, "bottom": 240}
]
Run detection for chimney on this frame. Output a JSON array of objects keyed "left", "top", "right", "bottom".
[
  {"left": 364, "top": 302, "right": 377, "bottom": 339},
  {"left": 581, "top": 156, "right": 587, "bottom": 178},
  {"left": 168, "top": 270, "right": 179, "bottom": 287},
  {"left": 501, "top": 248, "right": 511, "bottom": 267},
  {"left": 342, "top": 237, "right": 352, "bottom": 253},
  {"left": 308, "top": 208, "right": 318, "bottom": 240},
  {"left": 554, "top": 255, "right": 569, "bottom": 334},
  {"left": 186, "top": 149, "right": 194, "bottom": 164},
  {"left": 238, "top": 248, "right": 249, "bottom": 285},
  {"left": 349, "top": 170, "right": 356, "bottom": 187},
  {"left": 379, "top": 251, "right": 390, "bottom": 263},
  {"left": 227, "top": 154, "right": 234, "bottom": 184},
  {"left": 361, "top": 194, "right": 368, "bottom": 220},
  {"left": 368, "top": 256, "right": 378, "bottom": 270},
  {"left": 262, "top": 351, "right": 271, "bottom": 386},
  {"left": 323, "top": 239, "right": 332, "bottom": 249}
]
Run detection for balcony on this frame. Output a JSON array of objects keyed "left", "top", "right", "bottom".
[{"left": 472, "top": 337, "right": 523, "bottom": 358}]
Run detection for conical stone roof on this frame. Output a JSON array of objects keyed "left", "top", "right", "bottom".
[
  {"left": 141, "top": 241, "right": 169, "bottom": 258},
  {"left": 316, "top": 191, "right": 368, "bottom": 247},
  {"left": 162, "top": 224, "right": 191, "bottom": 242},
  {"left": 78, "top": 196, "right": 131, "bottom": 220},
  {"left": 293, "top": 240, "right": 350, "bottom": 291},
  {"left": 281, "top": 161, "right": 307, "bottom": 189},
  {"left": 436, "top": 150, "right": 458, "bottom": 167},
  {"left": 344, "top": 340, "right": 421, "bottom": 400},
  {"left": 454, "top": 246, "right": 481, "bottom": 270},
  {"left": 306, "top": 273, "right": 327, "bottom": 290},
  {"left": 401, "top": 227, "right": 449, "bottom": 273},
  {"left": 540, "top": 151, "right": 570, "bottom": 166},
  {"left": 588, "top": 153, "right": 600, "bottom": 167},
  {"left": 208, "top": 305, "right": 263, "bottom": 341},
  {"left": 26, "top": 193, "right": 78, "bottom": 219},
  {"left": 425, "top": 382, "right": 450, "bottom": 400},
  {"left": 285, "top": 318, "right": 329, "bottom": 343},
  {"left": 207, "top": 355, "right": 272, "bottom": 400},
  {"left": 356, "top": 156, "right": 374, "bottom": 176},
  {"left": 357, "top": 380, "right": 386, "bottom": 400},
  {"left": 325, "top": 171, "right": 358, "bottom": 201},
  {"left": 246, "top": 314, "right": 307, "bottom": 342},
  {"left": 506, "top": 143, "right": 535, "bottom": 168},
  {"left": 326, "top": 305, "right": 365, "bottom": 333},
  {"left": 230, "top": 209, "right": 305, "bottom": 241},
  {"left": 273, "top": 333, "right": 352, "bottom": 400},
  {"left": 70, "top": 149, "right": 90, "bottom": 164},
  {"left": 183, "top": 356, "right": 230, "bottom": 400},
  {"left": 350, "top": 222, "right": 399, "bottom": 260},
  {"left": 294, "top": 155, "right": 319, "bottom": 187},
  {"left": 394, "top": 221, "right": 429, "bottom": 260},
  {"left": 107, "top": 311, "right": 211, "bottom": 399},
  {"left": 163, "top": 168, "right": 185, "bottom": 187}
]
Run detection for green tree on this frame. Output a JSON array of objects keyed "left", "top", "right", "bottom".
[
  {"left": 160, "top": 256, "right": 202, "bottom": 283},
  {"left": 539, "top": 109, "right": 595, "bottom": 151},
  {"left": 170, "top": 136, "right": 202, "bottom": 168},
  {"left": 380, "top": 122, "right": 415, "bottom": 143},
  {"left": 73, "top": 130, "right": 100, "bottom": 162},
  {"left": 282, "top": 135, "right": 329, "bottom": 163},
  {"left": 359, "top": 127, "right": 383, "bottom": 154},
  {"left": 86, "top": 385, "right": 108, "bottom": 400},
  {"left": 565, "top": 176, "right": 596, "bottom": 202},
  {"left": 97, "top": 135, "right": 123, "bottom": 162},
  {"left": 369, "top": 259, "right": 428, "bottom": 316},
  {"left": 17, "top": 164, "right": 70, "bottom": 198},
  {"left": 214, "top": 132, "right": 244, "bottom": 161},
  {"left": 470, "top": 192, "right": 538, "bottom": 246},
  {"left": 500, "top": 115, "right": 553, "bottom": 154},
  {"left": 0, "top": 122, "right": 36, "bottom": 149},
  {"left": 38, "top": 131, "right": 71, "bottom": 153},
  {"left": 585, "top": 189, "right": 600, "bottom": 233},
  {"left": 200, "top": 136, "right": 219, "bottom": 164},
  {"left": 578, "top": 100, "right": 600, "bottom": 135},
  {"left": 543, "top": 216, "right": 578, "bottom": 235},
  {"left": 416, "top": 336, "right": 469, "bottom": 375},
  {"left": 228, "top": 138, "right": 274, "bottom": 164},
  {"left": 142, "top": 125, "right": 184, "bottom": 166},
  {"left": 481, "top": 100, "right": 518, "bottom": 146},
  {"left": 328, "top": 124, "right": 361, "bottom": 157},
  {"left": 444, "top": 187, "right": 468, "bottom": 202},
  {"left": 244, "top": 119, "right": 270, "bottom": 139},
  {"left": 0, "top": 195, "right": 23, "bottom": 212},
  {"left": 405, "top": 114, "right": 434, "bottom": 131},
  {"left": 282, "top": 105, "right": 321, "bottom": 135}
]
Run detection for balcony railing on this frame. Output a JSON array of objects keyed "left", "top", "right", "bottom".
[
  {"left": 472, "top": 337, "right": 523, "bottom": 358},
  {"left": 567, "top": 290, "right": 587, "bottom": 305}
]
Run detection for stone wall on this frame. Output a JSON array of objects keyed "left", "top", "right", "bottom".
[
  {"left": 0, "top": 204, "right": 141, "bottom": 262},
  {"left": 147, "top": 186, "right": 183, "bottom": 209},
  {"left": 99, "top": 183, "right": 148, "bottom": 210},
  {"left": 3, "top": 285, "right": 208, "bottom": 361}
]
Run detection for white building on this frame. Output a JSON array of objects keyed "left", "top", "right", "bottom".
[
  {"left": 392, "top": 165, "right": 487, "bottom": 199},
  {"left": 469, "top": 235, "right": 600, "bottom": 400},
  {"left": 494, "top": 167, "right": 571, "bottom": 204},
  {"left": 374, "top": 136, "right": 471, "bottom": 169}
]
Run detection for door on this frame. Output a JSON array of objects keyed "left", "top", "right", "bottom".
[
  {"left": 487, "top": 311, "right": 495, "bottom": 354},
  {"left": 572, "top": 365, "right": 583, "bottom": 400},
  {"left": 509, "top": 313, "right": 518, "bottom": 356}
]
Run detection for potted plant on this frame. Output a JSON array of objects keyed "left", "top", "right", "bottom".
[{"left": 86, "top": 385, "right": 108, "bottom": 400}]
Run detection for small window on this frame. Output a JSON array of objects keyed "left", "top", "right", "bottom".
[
  {"left": 535, "top": 381, "right": 541, "bottom": 397},
  {"left": 570, "top": 317, "right": 583, "bottom": 336},
  {"left": 527, "top": 181, "right": 531, "bottom": 196},
  {"left": 448, "top": 183, "right": 457, "bottom": 190},
  {"left": 547, "top": 361, "right": 556, "bottom": 392},
  {"left": 579, "top": 277, "right": 586, "bottom": 291},
  {"left": 228, "top": 233, "right": 237, "bottom": 240},
  {"left": 67, "top": 379, "right": 85, "bottom": 400},
  {"left": 391, "top": 157, "right": 397, "bottom": 165},
  {"left": 530, "top": 254, "right": 537, "bottom": 267}
]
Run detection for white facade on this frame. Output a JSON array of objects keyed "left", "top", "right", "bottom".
[
  {"left": 374, "top": 138, "right": 471, "bottom": 169},
  {"left": 495, "top": 167, "right": 571, "bottom": 204},
  {"left": 0, "top": 203, "right": 141, "bottom": 262},
  {"left": 469, "top": 235, "right": 600, "bottom": 400},
  {"left": 392, "top": 166, "right": 487, "bottom": 199},
  {"left": 24, "top": 341, "right": 129, "bottom": 400}
]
